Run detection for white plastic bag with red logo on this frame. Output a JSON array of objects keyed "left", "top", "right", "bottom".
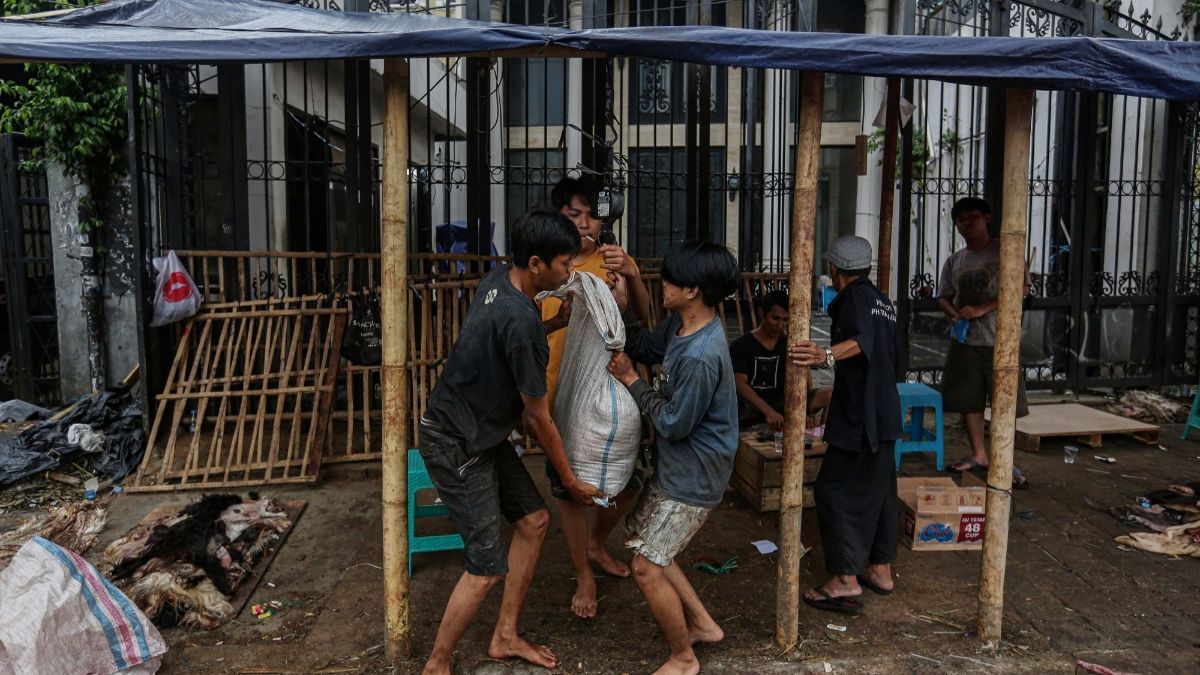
[{"left": 150, "top": 250, "right": 202, "bottom": 327}]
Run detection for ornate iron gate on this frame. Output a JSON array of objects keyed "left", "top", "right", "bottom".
[
  {"left": 0, "top": 133, "right": 61, "bottom": 404},
  {"left": 899, "top": 0, "right": 1197, "bottom": 391}
]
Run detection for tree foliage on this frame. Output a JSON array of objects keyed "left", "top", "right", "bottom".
[{"left": 0, "top": 0, "right": 128, "bottom": 233}]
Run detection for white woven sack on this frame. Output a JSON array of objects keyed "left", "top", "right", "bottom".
[
  {"left": 0, "top": 537, "right": 166, "bottom": 675},
  {"left": 543, "top": 272, "right": 641, "bottom": 504}
]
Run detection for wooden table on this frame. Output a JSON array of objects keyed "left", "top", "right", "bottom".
[{"left": 732, "top": 431, "right": 826, "bottom": 512}]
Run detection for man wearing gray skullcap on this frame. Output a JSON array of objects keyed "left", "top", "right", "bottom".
[{"left": 789, "top": 235, "right": 902, "bottom": 616}]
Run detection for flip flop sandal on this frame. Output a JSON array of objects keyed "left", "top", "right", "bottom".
[
  {"left": 945, "top": 456, "right": 984, "bottom": 473},
  {"left": 802, "top": 588, "right": 863, "bottom": 615},
  {"left": 856, "top": 575, "right": 894, "bottom": 596},
  {"left": 1012, "top": 467, "right": 1030, "bottom": 490}
]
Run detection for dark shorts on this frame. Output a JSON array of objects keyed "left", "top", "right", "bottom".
[
  {"left": 419, "top": 421, "right": 547, "bottom": 577},
  {"left": 941, "top": 342, "right": 1029, "bottom": 418},
  {"left": 545, "top": 451, "right": 645, "bottom": 502}
]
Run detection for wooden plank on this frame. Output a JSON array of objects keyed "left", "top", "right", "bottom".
[{"left": 991, "top": 403, "right": 1160, "bottom": 453}]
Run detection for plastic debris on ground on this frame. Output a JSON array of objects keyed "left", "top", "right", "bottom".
[
  {"left": 0, "top": 384, "right": 147, "bottom": 490},
  {"left": 0, "top": 399, "right": 50, "bottom": 424},
  {"left": 690, "top": 555, "right": 738, "bottom": 575}
]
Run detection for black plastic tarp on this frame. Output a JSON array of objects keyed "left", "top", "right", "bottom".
[{"left": 1, "top": 0, "right": 1199, "bottom": 99}]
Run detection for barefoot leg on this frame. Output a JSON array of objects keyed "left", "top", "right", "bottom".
[
  {"left": 632, "top": 554, "right": 700, "bottom": 675},
  {"left": 588, "top": 484, "right": 638, "bottom": 578},
  {"left": 662, "top": 561, "right": 723, "bottom": 644},
  {"left": 558, "top": 499, "right": 599, "bottom": 618},
  {"left": 489, "top": 509, "right": 557, "bottom": 669},
  {"left": 424, "top": 572, "right": 500, "bottom": 675}
]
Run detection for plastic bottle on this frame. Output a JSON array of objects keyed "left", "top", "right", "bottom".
[
  {"left": 188, "top": 408, "right": 197, "bottom": 434},
  {"left": 84, "top": 477, "right": 99, "bottom": 501},
  {"left": 773, "top": 431, "right": 783, "bottom": 454}
]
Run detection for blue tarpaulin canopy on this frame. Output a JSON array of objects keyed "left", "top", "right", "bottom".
[{"left": 0, "top": 0, "right": 1199, "bottom": 99}]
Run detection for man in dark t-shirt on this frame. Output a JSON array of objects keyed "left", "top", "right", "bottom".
[
  {"left": 418, "top": 208, "right": 599, "bottom": 675},
  {"left": 729, "top": 290, "right": 830, "bottom": 431},
  {"left": 790, "top": 236, "right": 902, "bottom": 617}
]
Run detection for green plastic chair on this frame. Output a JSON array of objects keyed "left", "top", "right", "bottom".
[
  {"left": 1182, "top": 388, "right": 1200, "bottom": 442},
  {"left": 408, "top": 449, "right": 464, "bottom": 574}
]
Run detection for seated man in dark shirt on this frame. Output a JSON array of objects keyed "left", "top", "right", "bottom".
[{"left": 729, "top": 290, "right": 831, "bottom": 432}]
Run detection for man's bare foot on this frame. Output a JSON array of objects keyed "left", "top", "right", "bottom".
[
  {"left": 689, "top": 623, "right": 724, "bottom": 645},
  {"left": 487, "top": 633, "right": 557, "bottom": 669},
  {"left": 652, "top": 654, "right": 701, "bottom": 675},
  {"left": 587, "top": 542, "right": 631, "bottom": 578},
  {"left": 421, "top": 657, "right": 451, "bottom": 675},
  {"left": 571, "top": 573, "right": 598, "bottom": 619}
]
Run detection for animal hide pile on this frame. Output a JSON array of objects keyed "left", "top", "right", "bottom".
[
  {"left": 1113, "top": 482, "right": 1200, "bottom": 558},
  {"left": 100, "top": 493, "right": 291, "bottom": 629},
  {"left": 1106, "top": 390, "right": 1190, "bottom": 423},
  {"left": 0, "top": 499, "right": 108, "bottom": 572}
]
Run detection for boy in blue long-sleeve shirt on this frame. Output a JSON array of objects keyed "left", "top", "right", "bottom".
[{"left": 607, "top": 241, "right": 740, "bottom": 675}]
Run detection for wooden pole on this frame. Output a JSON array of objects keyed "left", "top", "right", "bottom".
[
  {"left": 381, "top": 57, "right": 412, "bottom": 664},
  {"left": 776, "top": 69, "right": 824, "bottom": 651},
  {"left": 977, "top": 87, "right": 1033, "bottom": 646},
  {"left": 877, "top": 77, "right": 900, "bottom": 296}
]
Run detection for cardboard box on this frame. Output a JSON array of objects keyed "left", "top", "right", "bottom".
[
  {"left": 898, "top": 473, "right": 987, "bottom": 551},
  {"left": 732, "top": 431, "right": 824, "bottom": 512}
]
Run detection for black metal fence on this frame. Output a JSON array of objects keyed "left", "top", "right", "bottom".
[
  {"left": 121, "top": 0, "right": 1200, "bottom": 396},
  {"left": 898, "top": 0, "right": 1199, "bottom": 391}
]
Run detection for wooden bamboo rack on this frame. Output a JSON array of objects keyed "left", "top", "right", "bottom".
[{"left": 128, "top": 305, "right": 348, "bottom": 491}]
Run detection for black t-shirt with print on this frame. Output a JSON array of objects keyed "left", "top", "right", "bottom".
[
  {"left": 423, "top": 265, "right": 549, "bottom": 455},
  {"left": 823, "top": 277, "right": 903, "bottom": 453},
  {"left": 729, "top": 332, "right": 787, "bottom": 416}
]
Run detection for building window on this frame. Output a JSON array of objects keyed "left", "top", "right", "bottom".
[
  {"left": 815, "top": 0, "right": 865, "bottom": 123},
  {"left": 504, "top": 149, "right": 567, "bottom": 231},
  {"left": 505, "top": 0, "right": 568, "bottom": 126},
  {"left": 815, "top": 147, "right": 859, "bottom": 269},
  {"left": 627, "top": 147, "right": 726, "bottom": 258},
  {"left": 627, "top": 0, "right": 728, "bottom": 125}
]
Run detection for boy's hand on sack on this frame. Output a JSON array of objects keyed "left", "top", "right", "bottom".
[
  {"left": 607, "top": 272, "right": 630, "bottom": 311},
  {"left": 543, "top": 291, "right": 574, "bottom": 334},
  {"left": 607, "top": 351, "right": 639, "bottom": 386},
  {"left": 789, "top": 340, "right": 824, "bottom": 367},
  {"left": 599, "top": 244, "right": 638, "bottom": 279},
  {"left": 565, "top": 478, "right": 605, "bottom": 506}
]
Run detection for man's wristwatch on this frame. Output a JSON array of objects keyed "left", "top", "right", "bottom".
[{"left": 823, "top": 346, "right": 836, "bottom": 370}]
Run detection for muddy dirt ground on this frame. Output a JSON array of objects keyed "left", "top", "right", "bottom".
[{"left": 6, "top": 416, "right": 1200, "bottom": 674}]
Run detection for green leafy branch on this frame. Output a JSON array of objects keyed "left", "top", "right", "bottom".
[{"left": 0, "top": 0, "right": 128, "bottom": 235}]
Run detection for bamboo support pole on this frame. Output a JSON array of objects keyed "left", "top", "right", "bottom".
[
  {"left": 877, "top": 77, "right": 900, "bottom": 296},
  {"left": 776, "top": 70, "right": 824, "bottom": 651},
  {"left": 977, "top": 88, "right": 1034, "bottom": 646},
  {"left": 381, "top": 57, "right": 412, "bottom": 663}
]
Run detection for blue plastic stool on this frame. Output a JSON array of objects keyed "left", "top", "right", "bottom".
[
  {"left": 408, "top": 449, "right": 464, "bottom": 574},
  {"left": 821, "top": 284, "right": 837, "bottom": 313},
  {"left": 1182, "top": 388, "right": 1200, "bottom": 441},
  {"left": 894, "top": 383, "right": 944, "bottom": 471}
]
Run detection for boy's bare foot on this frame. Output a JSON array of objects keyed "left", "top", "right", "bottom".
[
  {"left": 588, "top": 542, "right": 631, "bottom": 577},
  {"left": 571, "top": 573, "right": 599, "bottom": 618},
  {"left": 688, "top": 623, "right": 724, "bottom": 645},
  {"left": 652, "top": 654, "right": 701, "bottom": 675},
  {"left": 488, "top": 633, "right": 557, "bottom": 669},
  {"left": 422, "top": 658, "right": 451, "bottom": 675}
]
